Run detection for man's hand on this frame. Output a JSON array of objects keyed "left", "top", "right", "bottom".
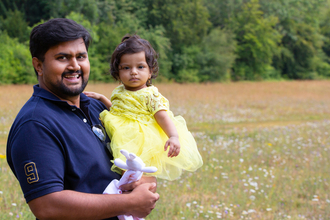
[
  {"left": 126, "top": 182, "right": 160, "bottom": 218},
  {"left": 120, "top": 175, "right": 157, "bottom": 193}
]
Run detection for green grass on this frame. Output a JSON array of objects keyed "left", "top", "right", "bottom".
[
  {"left": 1, "top": 81, "right": 330, "bottom": 219},
  {"left": 1, "top": 138, "right": 34, "bottom": 219}
]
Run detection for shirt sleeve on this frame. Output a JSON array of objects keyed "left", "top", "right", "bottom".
[
  {"left": 145, "top": 88, "right": 169, "bottom": 115},
  {"left": 10, "top": 120, "right": 65, "bottom": 203}
]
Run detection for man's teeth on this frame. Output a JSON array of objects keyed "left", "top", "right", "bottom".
[{"left": 65, "top": 75, "right": 80, "bottom": 78}]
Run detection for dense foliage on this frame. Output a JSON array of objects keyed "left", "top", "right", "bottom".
[{"left": 1, "top": 0, "right": 330, "bottom": 84}]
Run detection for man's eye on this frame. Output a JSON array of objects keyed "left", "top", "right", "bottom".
[
  {"left": 77, "top": 55, "right": 86, "bottom": 60},
  {"left": 57, "top": 56, "right": 67, "bottom": 60}
]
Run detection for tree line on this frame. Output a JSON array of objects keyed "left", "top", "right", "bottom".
[{"left": 1, "top": 0, "right": 330, "bottom": 84}]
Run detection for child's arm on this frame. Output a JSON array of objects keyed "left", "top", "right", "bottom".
[
  {"left": 84, "top": 91, "right": 112, "bottom": 109},
  {"left": 154, "top": 110, "right": 180, "bottom": 157}
]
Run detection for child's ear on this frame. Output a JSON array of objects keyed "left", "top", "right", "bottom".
[{"left": 32, "top": 57, "right": 43, "bottom": 76}]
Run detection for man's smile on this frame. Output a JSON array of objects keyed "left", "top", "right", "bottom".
[{"left": 64, "top": 74, "right": 81, "bottom": 79}]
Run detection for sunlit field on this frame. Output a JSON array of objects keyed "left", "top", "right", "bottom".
[{"left": 1, "top": 81, "right": 330, "bottom": 219}]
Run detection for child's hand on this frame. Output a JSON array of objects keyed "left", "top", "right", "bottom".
[
  {"left": 84, "top": 91, "right": 103, "bottom": 100},
  {"left": 164, "top": 137, "right": 181, "bottom": 158},
  {"left": 84, "top": 91, "right": 112, "bottom": 109}
]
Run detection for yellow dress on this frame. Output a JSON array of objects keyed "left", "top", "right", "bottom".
[{"left": 100, "top": 85, "right": 203, "bottom": 181}]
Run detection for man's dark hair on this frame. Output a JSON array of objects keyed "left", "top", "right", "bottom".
[
  {"left": 30, "top": 18, "right": 92, "bottom": 76},
  {"left": 110, "top": 34, "right": 159, "bottom": 86}
]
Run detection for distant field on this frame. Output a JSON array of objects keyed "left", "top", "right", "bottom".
[{"left": 1, "top": 81, "right": 330, "bottom": 219}]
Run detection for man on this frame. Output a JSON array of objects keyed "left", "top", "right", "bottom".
[{"left": 6, "top": 18, "right": 159, "bottom": 220}]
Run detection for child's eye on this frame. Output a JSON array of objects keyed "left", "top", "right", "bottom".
[
  {"left": 138, "top": 66, "right": 145, "bottom": 69},
  {"left": 119, "top": 65, "right": 130, "bottom": 70}
]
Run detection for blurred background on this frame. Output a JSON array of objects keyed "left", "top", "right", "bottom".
[
  {"left": 1, "top": 0, "right": 330, "bottom": 85},
  {"left": 2, "top": 1, "right": 330, "bottom": 219}
]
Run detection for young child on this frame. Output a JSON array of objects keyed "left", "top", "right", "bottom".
[{"left": 85, "top": 34, "right": 203, "bottom": 181}]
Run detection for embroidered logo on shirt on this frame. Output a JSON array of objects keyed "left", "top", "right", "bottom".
[{"left": 24, "top": 162, "right": 39, "bottom": 184}]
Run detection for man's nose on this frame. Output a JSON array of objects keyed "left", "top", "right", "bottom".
[{"left": 68, "top": 58, "right": 80, "bottom": 72}]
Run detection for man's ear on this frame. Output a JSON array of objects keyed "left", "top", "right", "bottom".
[{"left": 32, "top": 57, "right": 43, "bottom": 76}]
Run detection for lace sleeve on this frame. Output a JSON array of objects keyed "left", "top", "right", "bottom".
[{"left": 146, "top": 89, "right": 169, "bottom": 115}]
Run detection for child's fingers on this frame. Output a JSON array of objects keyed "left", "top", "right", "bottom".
[
  {"left": 84, "top": 91, "right": 94, "bottom": 97},
  {"left": 169, "top": 146, "right": 180, "bottom": 157},
  {"left": 172, "top": 149, "right": 178, "bottom": 157},
  {"left": 174, "top": 147, "right": 180, "bottom": 156},
  {"left": 171, "top": 145, "right": 181, "bottom": 157},
  {"left": 167, "top": 145, "right": 174, "bottom": 157},
  {"left": 165, "top": 140, "right": 181, "bottom": 157},
  {"left": 165, "top": 142, "right": 174, "bottom": 157},
  {"left": 84, "top": 91, "right": 101, "bottom": 99},
  {"left": 164, "top": 141, "right": 169, "bottom": 151}
]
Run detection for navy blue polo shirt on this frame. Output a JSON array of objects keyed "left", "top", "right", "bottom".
[{"left": 7, "top": 85, "right": 121, "bottom": 220}]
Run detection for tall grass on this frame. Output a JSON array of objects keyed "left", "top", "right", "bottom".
[{"left": 1, "top": 81, "right": 330, "bottom": 219}]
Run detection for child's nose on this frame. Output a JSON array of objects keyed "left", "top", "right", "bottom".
[{"left": 131, "top": 67, "right": 138, "bottom": 75}]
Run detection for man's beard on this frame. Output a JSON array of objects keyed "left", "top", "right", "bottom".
[
  {"left": 59, "top": 77, "right": 88, "bottom": 96},
  {"left": 57, "top": 70, "right": 88, "bottom": 97}
]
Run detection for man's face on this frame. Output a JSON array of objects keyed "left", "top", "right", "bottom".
[{"left": 34, "top": 38, "right": 90, "bottom": 101}]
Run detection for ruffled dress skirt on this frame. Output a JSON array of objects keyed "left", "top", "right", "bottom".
[{"left": 100, "top": 110, "right": 203, "bottom": 181}]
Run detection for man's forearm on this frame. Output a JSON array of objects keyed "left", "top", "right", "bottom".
[
  {"left": 28, "top": 183, "right": 159, "bottom": 220},
  {"left": 28, "top": 190, "right": 130, "bottom": 220}
]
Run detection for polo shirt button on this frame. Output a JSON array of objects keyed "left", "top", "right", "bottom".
[
  {"left": 72, "top": 108, "right": 76, "bottom": 111},
  {"left": 83, "top": 118, "right": 87, "bottom": 123}
]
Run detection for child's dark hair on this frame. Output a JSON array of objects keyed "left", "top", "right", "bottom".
[{"left": 110, "top": 34, "right": 159, "bottom": 86}]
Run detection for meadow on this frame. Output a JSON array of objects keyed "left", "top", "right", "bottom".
[{"left": 1, "top": 81, "right": 330, "bottom": 219}]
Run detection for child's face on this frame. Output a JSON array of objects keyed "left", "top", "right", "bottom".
[{"left": 118, "top": 51, "right": 151, "bottom": 91}]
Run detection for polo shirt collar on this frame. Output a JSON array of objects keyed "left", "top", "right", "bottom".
[{"left": 32, "top": 84, "right": 91, "bottom": 108}]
